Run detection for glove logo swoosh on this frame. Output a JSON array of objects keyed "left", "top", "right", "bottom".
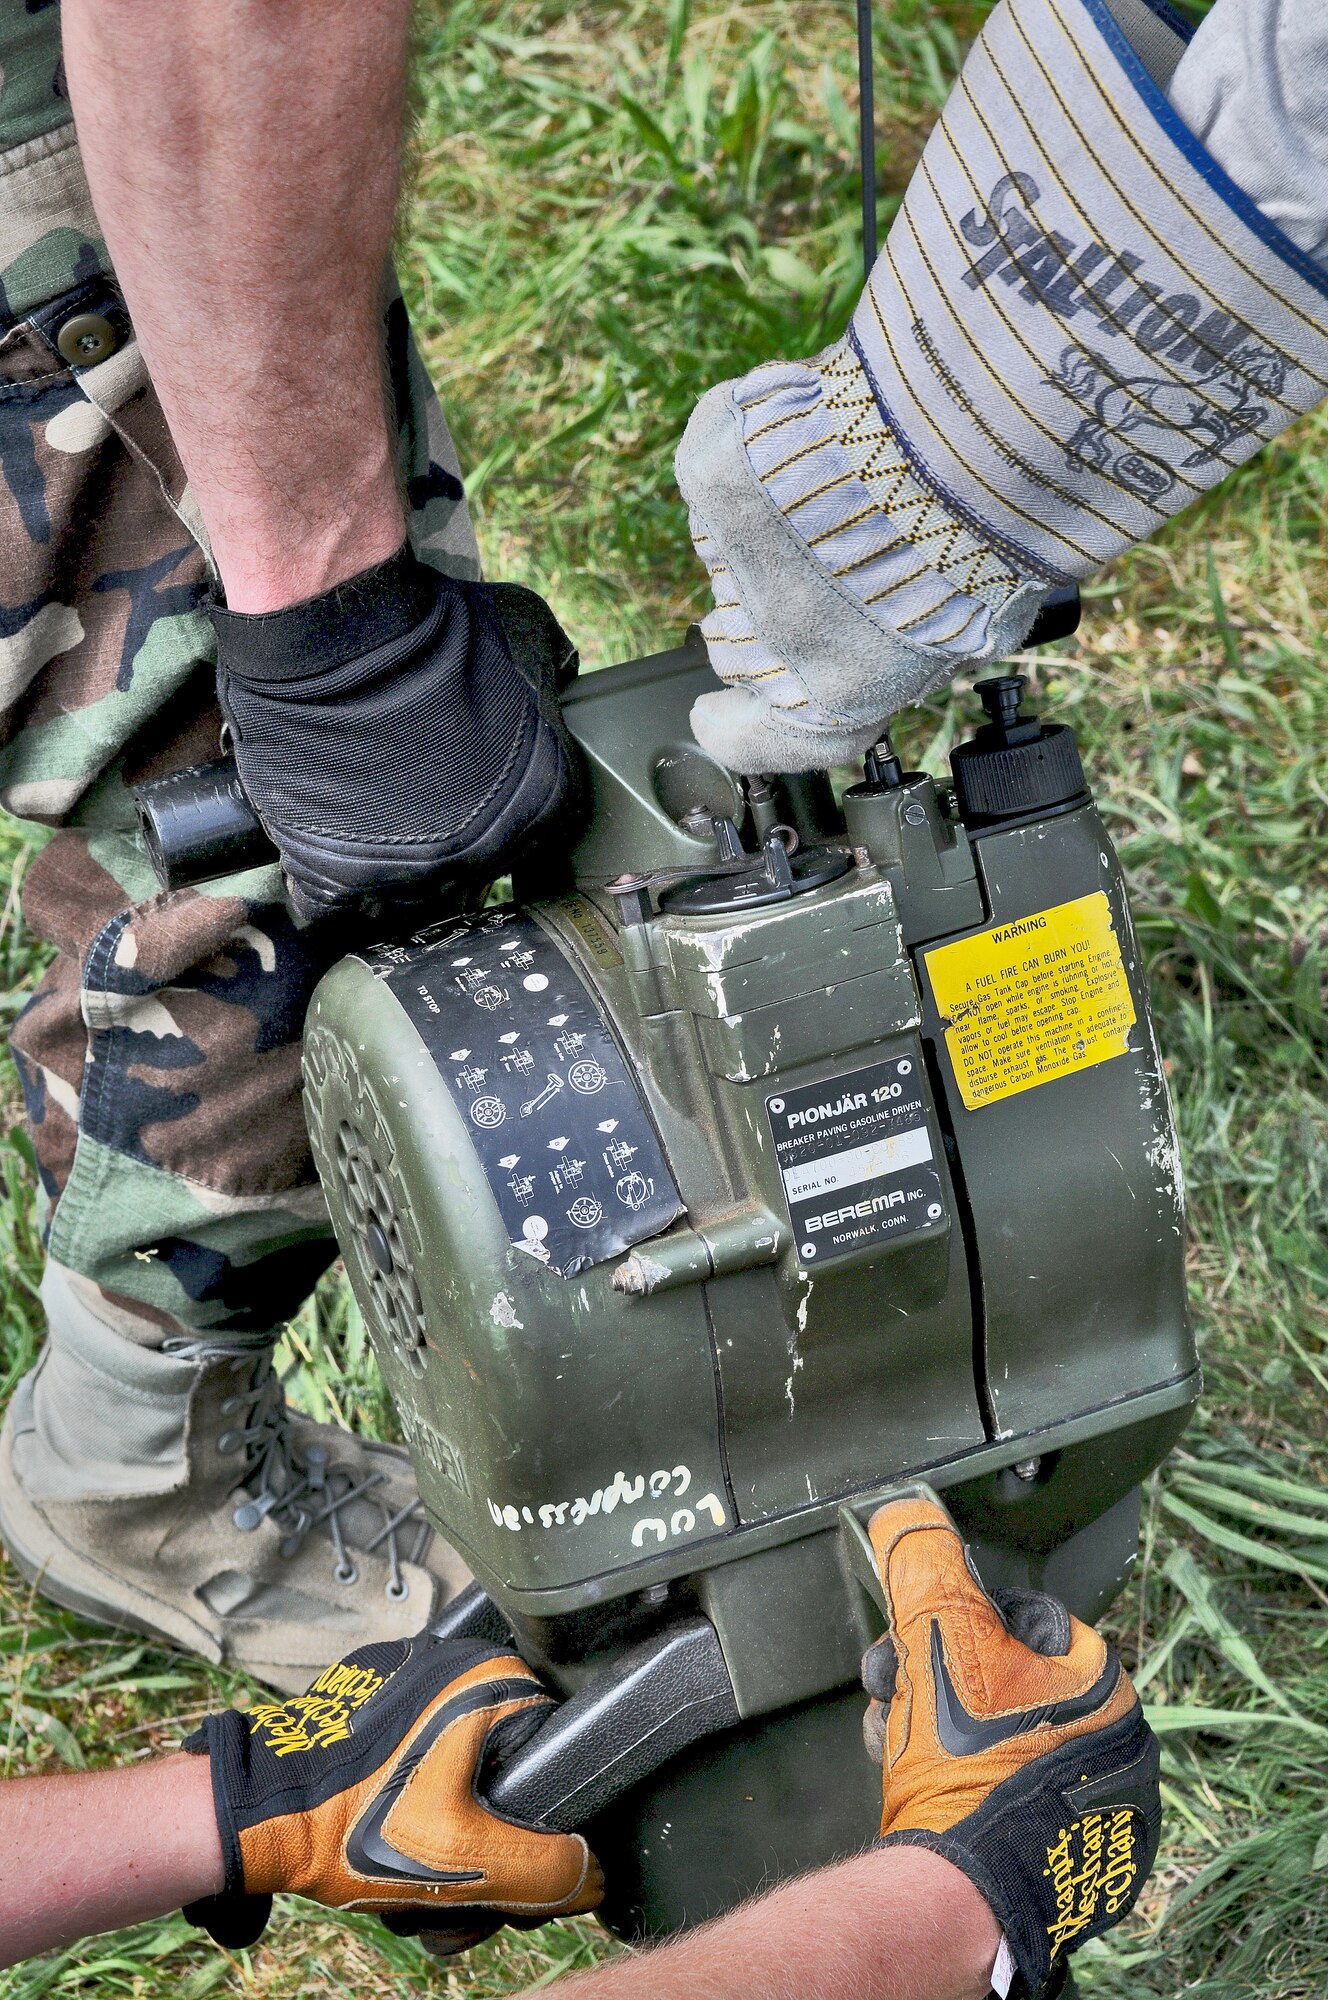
[
  {"left": 929, "top": 1621, "right": 1119, "bottom": 1756},
  {"left": 346, "top": 1673, "right": 542, "bottom": 1886}
]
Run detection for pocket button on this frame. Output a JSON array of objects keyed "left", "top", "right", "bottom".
[{"left": 56, "top": 312, "right": 118, "bottom": 367}]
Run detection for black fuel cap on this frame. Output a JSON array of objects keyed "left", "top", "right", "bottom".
[{"left": 950, "top": 675, "right": 1088, "bottom": 830}]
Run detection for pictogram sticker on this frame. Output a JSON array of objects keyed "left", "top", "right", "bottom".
[{"left": 359, "top": 907, "right": 682, "bottom": 1277}]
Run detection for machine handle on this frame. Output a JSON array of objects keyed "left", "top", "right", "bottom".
[
  {"left": 132, "top": 591, "right": 1081, "bottom": 895},
  {"left": 485, "top": 1616, "right": 741, "bottom": 1833},
  {"left": 1023, "top": 582, "right": 1081, "bottom": 648},
  {"left": 428, "top": 1579, "right": 521, "bottom": 1648},
  {"left": 135, "top": 755, "right": 277, "bottom": 891}
]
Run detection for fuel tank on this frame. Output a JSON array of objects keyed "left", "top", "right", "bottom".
[{"left": 302, "top": 633, "right": 1198, "bottom": 1936}]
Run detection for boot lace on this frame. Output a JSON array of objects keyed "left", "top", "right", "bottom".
[{"left": 162, "top": 1332, "right": 432, "bottom": 1601}]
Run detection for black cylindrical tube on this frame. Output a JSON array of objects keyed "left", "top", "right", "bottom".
[
  {"left": 771, "top": 770, "right": 846, "bottom": 843},
  {"left": 857, "top": 0, "right": 877, "bottom": 277},
  {"left": 1024, "top": 581, "right": 1082, "bottom": 647},
  {"left": 134, "top": 757, "right": 277, "bottom": 891}
]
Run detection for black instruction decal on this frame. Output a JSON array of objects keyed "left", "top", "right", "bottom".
[
  {"left": 767, "top": 1055, "right": 946, "bottom": 1265},
  {"left": 362, "top": 908, "right": 683, "bottom": 1278}
]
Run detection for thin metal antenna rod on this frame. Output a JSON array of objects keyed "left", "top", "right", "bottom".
[{"left": 856, "top": 0, "right": 877, "bottom": 279}]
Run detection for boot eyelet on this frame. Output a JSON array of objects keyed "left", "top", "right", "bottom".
[
  {"left": 385, "top": 1578, "right": 410, "bottom": 1603},
  {"left": 335, "top": 1560, "right": 359, "bottom": 1586},
  {"left": 218, "top": 1431, "right": 242, "bottom": 1454},
  {"left": 233, "top": 1501, "right": 262, "bottom": 1531}
]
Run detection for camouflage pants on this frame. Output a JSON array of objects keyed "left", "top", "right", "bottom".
[{"left": 0, "top": 3, "right": 479, "bottom": 1341}]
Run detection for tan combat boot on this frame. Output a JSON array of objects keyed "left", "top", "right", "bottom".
[{"left": 0, "top": 1265, "right": 471, "bottom": 1692}]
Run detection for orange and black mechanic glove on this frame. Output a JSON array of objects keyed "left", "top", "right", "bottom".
[
  {"left": 181, "top": 1634, "right": 602, "bottom": 1955},
  {"left": 861, "top": 1498, "right": 1160, "bottom": 2000}
]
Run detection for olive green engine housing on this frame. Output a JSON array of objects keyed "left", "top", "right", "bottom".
[{"left": 303, "top": 636, "right": 1198, "bottom": 1936}]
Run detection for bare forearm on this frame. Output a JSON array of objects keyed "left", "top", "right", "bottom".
[
  {"left": 0, "top": 1754, "right": 222, "bottom": 1969},
  {"left": 552, "top": 1849, "right": 1001, "bottom": 2000},
  {"left": 61, "top": 0, "right": 411, "bottom": 611}
]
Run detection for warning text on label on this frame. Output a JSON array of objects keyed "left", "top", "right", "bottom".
[{"left": 923, "top": 890, "right": 1136, "bottom": 1111}]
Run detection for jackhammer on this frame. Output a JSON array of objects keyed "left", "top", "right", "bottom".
[{"left": 136, "top": 597, "right": 1197, "bottom": 1941}]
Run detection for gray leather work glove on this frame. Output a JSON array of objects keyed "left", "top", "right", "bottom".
[{"left": 675, "top": 0, "right": 1328, "bottom": 773}]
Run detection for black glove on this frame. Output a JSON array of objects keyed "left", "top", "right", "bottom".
[{"left": 211, "top": 546, "right": 584, "bottom": 923}]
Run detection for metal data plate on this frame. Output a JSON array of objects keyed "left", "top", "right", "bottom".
[
  {"left": 361, "top": 907, "right": 682, "bottom": 1278},
  {"left": 765, "top": 1053, "right": 947, "bottom": 1266}
]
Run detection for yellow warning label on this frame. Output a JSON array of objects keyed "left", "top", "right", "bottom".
[{"left": 923, "top": 891, "right": 1136, "bottom": 1110}]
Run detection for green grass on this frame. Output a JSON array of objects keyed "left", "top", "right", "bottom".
[{"left": 2, "top": 0, "right": 1326, "bottom": 1994}]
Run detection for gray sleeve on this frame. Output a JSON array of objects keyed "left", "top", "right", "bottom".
[{"left": 1167, "top": 0, "right": 1328, "bottom": 264}]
